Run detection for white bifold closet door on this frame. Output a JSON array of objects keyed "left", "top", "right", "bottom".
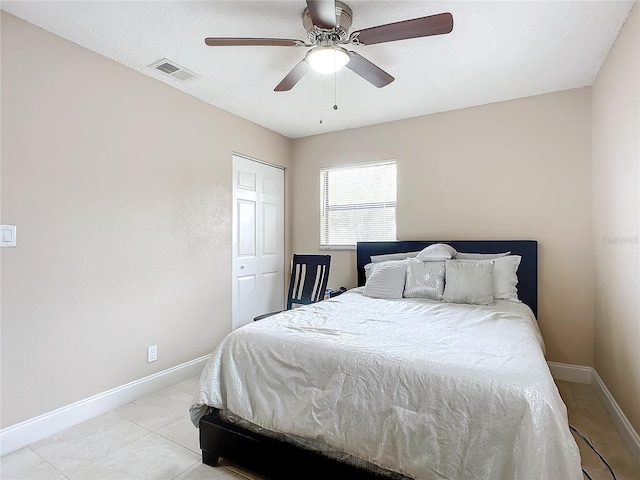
[{"left": 232, "top": 154, "right": 285, "bottom": 330}]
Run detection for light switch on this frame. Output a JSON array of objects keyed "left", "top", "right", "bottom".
[{"left": 1, "top": 225, "right": 17, "bottom": 247}]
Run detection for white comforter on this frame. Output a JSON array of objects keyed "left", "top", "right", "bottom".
[{"left": 190, "top": 289, "right": 582, "bottom": 480}]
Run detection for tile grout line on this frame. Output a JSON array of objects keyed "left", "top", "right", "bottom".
[
  {"left": 68, "top": 431, "right": 158, "bottom": 479},
  {"left": 152, "top": 429, "right": 201, "bottom": 455},
  {"left": 27, "top": 445, "right": 67, "bottom": 479},
  {"left": 169, "top": 458, "right": 201, "bottom": 480}
]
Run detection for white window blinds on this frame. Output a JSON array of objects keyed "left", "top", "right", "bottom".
[{"left": 320, "top": 161, "right": 397, "bottom": 248}]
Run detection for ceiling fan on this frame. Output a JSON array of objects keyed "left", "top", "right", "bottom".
[{"left": 204, "top": 0, "right": 453, "bottom": 92}]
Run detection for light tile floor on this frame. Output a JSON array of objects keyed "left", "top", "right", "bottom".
[
  {"left": 556, "top": 380, "right": 640, "bottom": 480},
  {"left": 1, "top": 377, "right": 638, "bottom": 480},
  {"left": 0, "top": 377, "right": 262, "bottom": 480}
]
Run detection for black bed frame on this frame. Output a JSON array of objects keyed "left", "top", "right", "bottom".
[
  {"left": 199, "top": 240, "right": 538, "bottom": 479},
  {"left": 199, "top": 409, "right": 397, "bottom": 479}
]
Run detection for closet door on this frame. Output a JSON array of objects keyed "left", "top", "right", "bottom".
[{"left": 232, "top": 154, "right": 285, "bottom": 330}]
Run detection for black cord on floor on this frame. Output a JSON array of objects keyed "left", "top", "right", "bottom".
[{"left": 570, "top": 425, "right": 617, "bottom": 480}]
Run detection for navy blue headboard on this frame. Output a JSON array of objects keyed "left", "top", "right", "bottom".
[{"left": 356, "top": 240, "right": 538, "bottom": 318}]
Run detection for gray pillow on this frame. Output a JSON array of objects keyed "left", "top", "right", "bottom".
[
  {"left": 453, "top": 256, "right": 522, "bottom": 302},
  {"left": 364, "top": 258, "right": 409, "bottom": 281},
  {"left": 404, "top": 259, "right": 445, "bottom": 300},
  {"left": 364, "top": 261, "right": 408, "bottom": 299},
  {"left": 443, "top": 260, "right": 494, "bottom": 305},
  {"left": 371, "top": 251, "right": 420, "bottom": 263}
]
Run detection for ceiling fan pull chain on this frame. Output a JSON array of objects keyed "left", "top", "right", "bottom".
[
  {"left": 319, "top": 75, "right": 324, "bottom": 124},
  {"left": 333, "top": 71, "right": 338, "bottom": 111}
]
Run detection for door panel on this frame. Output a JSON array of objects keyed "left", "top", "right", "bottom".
[
  {"left": 232, "top": 155, "right": 285, "bottom": 330},
  {"left": 261, "top": 271, "right": 282, "bottom": 314},
  {"left": 237, "top": 170, "right": 256, "bottom": 190},
  {"left": 235, "top": 275, "right": 257, "bottom": 330},
  {"left": 262, "top": 202, "right": 278, "bottom": 255},
  {"left": 237, "top": 200, "right": 256, "bottom": 256}
]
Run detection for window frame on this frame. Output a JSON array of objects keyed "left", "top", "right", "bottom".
[{"left": 319, "top": 160, "right": 397, "bottom": 250}]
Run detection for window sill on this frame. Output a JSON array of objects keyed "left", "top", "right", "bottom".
[{"left": 320, "top": 245, "right": 356, "bottom": 251}]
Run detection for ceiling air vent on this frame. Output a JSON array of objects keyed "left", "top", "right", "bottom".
[{"left": 149, "top": 58, "right": 200, "bottom": 81}]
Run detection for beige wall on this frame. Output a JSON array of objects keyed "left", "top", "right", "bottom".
[
  {"left": 592, "top": 4, "right": 640, "bottom": 434},
  {"left": 3, "top": 3, "right": 637, "bottom": 440},
  {"left": 0, "top": 12, "right": 292, "bottom": 428},
  {"left": 292, "top": 88, "right": 594, "bottom": 367}
]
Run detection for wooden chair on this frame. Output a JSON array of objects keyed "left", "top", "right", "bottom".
[{"left": 254, "top": 254, "right": 331, "bottom": 321}]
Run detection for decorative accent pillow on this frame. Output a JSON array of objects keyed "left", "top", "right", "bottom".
[
  {"left": 364, "top": 258, "right": 409, "bottom": 281},
  {"left": 404, "top": 259, "right": 445, "bottom": 300},
  {"left": 443, "top": 260, "right": 494, "bottom": 305},
  {"left": 492, "top": 255, "right": 521, "bottom": 301},
  {"left": 455, "top": 251, "right": 511, "bottom": 260},
  {"left": 371, "top": 251, "right": 420, "bottom": 263},
  {"left": 364, "top": 261, "right": 408, "bottom": 299},
  {"left": 416, "top": 243, "right": 457, "bottom": 261},
  {"left": 453, "top": 256, "right": 522, "bottom": 302}
]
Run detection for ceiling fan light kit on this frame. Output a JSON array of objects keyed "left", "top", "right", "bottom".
[
  {"left": 305, "top": 46, "right": 350, "bottom": 74},
  {"left": 204, "top": 0, "right": 453, "bottom": 91}
]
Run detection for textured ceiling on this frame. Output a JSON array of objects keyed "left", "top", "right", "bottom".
[{"left": 1, "top": 1, "right": 634, "bottom": 138}]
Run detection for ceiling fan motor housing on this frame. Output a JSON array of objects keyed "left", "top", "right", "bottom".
[{"left": 303, "top": 1, "right": 353, "bottom": 45}]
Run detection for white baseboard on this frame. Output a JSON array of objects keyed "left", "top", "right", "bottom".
[
  {"left": 0, "top": 355, "right": 209, "bottom": 457},
  {"left": 547, "top": 361, "right": 593, "bottom": 384},
  {"left": 592, "top": 369, "right": 640, "bottom": 466},
  {"left": 548, "top": 361, "right": 640, "bottom": 466}
]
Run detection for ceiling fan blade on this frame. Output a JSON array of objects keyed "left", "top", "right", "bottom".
[
  {"left": 352, "top": 12, "right": 453, "bottom": 46},
  {"left": 274, "top": 60, "right": 310, "bottom": 92},
  {"left": 345, "top": 52, "right": 394, "bottom": 88},
  {"left": 205, "top": 37, "right": 304, "bottom": 47},
  {"left": 306, "top": 0, "right": 337, "bottom": 29}
]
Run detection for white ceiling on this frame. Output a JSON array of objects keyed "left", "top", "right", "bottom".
[{"left": 2, "top": 1, "right": 634, "bottom": 139}]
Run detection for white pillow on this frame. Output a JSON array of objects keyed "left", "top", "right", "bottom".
[
  {"left": 455, "top": 251, "right": 511, "bottom": 260},
  {"left": 364, "top": 261, "right": 408, "bottom": 299},
  {"left": 443, "top": 260, "right": 494, "bottom": 305},
  {"left": 404, "top": 259, "right": 445, "bottom": 300},
  {"left": 371, "top": 251, "right": 420, "bottom": 263},
  {"left": 364, "top": 258, "right": 409, "bottom": 281},
  {"left": 492, "top": 255, "right": 521, "bottom": 301},
  {"left": 416, "top": 243, "right": 457, "bottom": 261}
]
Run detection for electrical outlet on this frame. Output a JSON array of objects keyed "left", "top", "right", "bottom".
[{"left": 147, "top": 345, "right": 157, "bottom": 363}]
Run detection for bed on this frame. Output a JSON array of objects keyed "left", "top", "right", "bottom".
[{"left": 189, "top": 240, "right": 582, "bottom": 480}]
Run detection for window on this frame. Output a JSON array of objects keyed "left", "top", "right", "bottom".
[{"left": 320, "top": 161, "right": 397, "bottom": 248}]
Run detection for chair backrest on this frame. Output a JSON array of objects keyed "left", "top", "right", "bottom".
[{"left": 286, "top": 254, "right": 331, "bottom": 310}]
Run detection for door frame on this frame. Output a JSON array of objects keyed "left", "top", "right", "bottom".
[{"left": 231, "top": 152, "right": 286, "bottom": 330}]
